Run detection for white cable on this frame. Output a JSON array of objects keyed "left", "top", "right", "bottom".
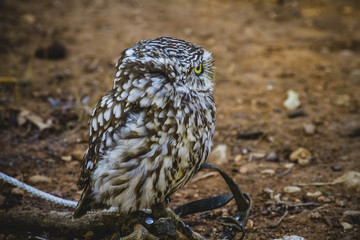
[{"left": 0, "top": 172, "right": 77, "bottom": 208}]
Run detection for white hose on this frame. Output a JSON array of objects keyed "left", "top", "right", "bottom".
[{"left": 0, "top": 172, "right": 77, "bottom": 208}]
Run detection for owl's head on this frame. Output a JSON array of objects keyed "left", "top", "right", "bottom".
[{"left": 114, "top": 37, "right": 214, "bottom": 94}]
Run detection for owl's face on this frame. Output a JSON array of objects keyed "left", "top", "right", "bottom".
[{"left": 114, "top": 37, "right": 214, "bottom": 94}]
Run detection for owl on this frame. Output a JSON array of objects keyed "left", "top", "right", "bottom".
[{"left": 74, "top": 36, "right": 216, "bottom": 218}]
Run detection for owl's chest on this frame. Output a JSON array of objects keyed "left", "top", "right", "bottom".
[
  {"left": 165, "top": 96, "right": 215, "bottom": 165},
  {"left": 158, "top": 103, "right": 215, "bottom": 194}
]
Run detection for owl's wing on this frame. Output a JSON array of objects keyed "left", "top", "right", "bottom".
[
  {"left": 75, "top": 73, "right": 171, "bottom": 217},
  {"left": 77, "top": 89, "right": 126, "bottom": 190},
  {"left": 75, "top": 89, "right": 131, "bottom": 217}
]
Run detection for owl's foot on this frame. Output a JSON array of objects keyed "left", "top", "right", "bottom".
[
  {"left": 118, "top": 223, "right": 159, "bottom": 240},
  {"left": 130, "top": 203, "right": 202, "bottom": 240},
  {"left": 219, "top": 215, "right": 246, "bottom": 240}
]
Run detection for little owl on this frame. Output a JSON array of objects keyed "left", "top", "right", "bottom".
[{"left": 74, "top": 36, "right": 216, "bottom": 217}]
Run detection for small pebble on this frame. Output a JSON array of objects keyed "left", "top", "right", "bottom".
[
  {"left": 273, "top": 235, "right": 305, "bottom": 240},
  {"left": 249, "top": 152, "right": 266, "bottom": 160},
  {"left": 240, "top": 165, "right": 249, "bottom": 174},
  {"left": 298, "top": 157, "right": 310, "bottom": 166},
  {"left": 261, "top": 169, "right": 275, "bottom": 176},
  {"left": 343, "top": 210, "right": 360, "bottom": 217},
  {"left": 317, "top": 195, "right": 332, "bottom": 203},
  {"left": 11, "top": 188, "right": 24, "bottom": 195},
  {"left": 306, "top": 191, "right": 322, "bottom": 198},
  {"left": 234, "top": 154, "right": 243, "bottom": 162},
  {"left": 61, "top": 155, "right": 72, "bottom": 162},
  {"left": 289, "top": 148, "right": 311, "bottom": 166},
  {"left": 309, "top": 211, "right": 322, "bottom": 219},
  {"left": 303, "top": 123, "right": 316, "bottom": 135},
  {"left": 29, "top": 175, "right": 51, "bottom": 184},
  {"left": 332, "top": 165, "right": 342, "bottom": 172},
  {"left": 284, "top": 163, "right": 295, "bottom": 169},
  {"left": 341, "top": 222, "right": 353, "bottom": 230},
  {"left": 283, "top": 186, "right": 301, "bottom": 194},
  {"left": 266, "top": 152, "right": 278, "bottom": 161},
  {"left": 335, "top": 199, "right": 346, "bottom": 207},
  {"left": 283, "top": 90, "right": 301, "bottom": 111}
]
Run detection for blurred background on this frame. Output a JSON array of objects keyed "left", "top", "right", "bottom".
[{"left": 0, "top": 0, "right": 359, "bottom": 239}]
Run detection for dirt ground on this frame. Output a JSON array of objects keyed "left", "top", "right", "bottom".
[{"left": 0, "top": 0, "right": 360, "bottom": 239}]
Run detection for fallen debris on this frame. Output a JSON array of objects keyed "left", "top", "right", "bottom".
[
  {"left": 18, "top": 108, "right": 52, "bottom": 131},
  {"left": 296, "top": 171, "right": 360, "bottom": 192},
  {"left": 283, "top": 186, "right": 301, "bottom": 194}
]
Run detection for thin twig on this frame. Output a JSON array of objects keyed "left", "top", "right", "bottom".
[
  {"left": 277, "top": 168, "right": 292, "bottom": 178},
  {"left": 269, "top": 208, "right": 289, "bottom": 227}
]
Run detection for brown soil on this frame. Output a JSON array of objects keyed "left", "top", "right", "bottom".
[{"left": 0, "top": 0, "right": 359, "bottom": 239}]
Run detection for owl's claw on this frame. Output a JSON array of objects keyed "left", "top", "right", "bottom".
[
  {"left": 218, "top": 193, "right": 252, "bottom": 240},
  {"left": 117, "top": 223, "right": 159, "bottom": 240},
  {"left": 178, "top": 220, "right": 193, "bottom": 238},
  {"left": 219, "top": 215, "right": 246, "bottom": 240}
]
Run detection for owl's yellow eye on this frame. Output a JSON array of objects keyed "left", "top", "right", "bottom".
[{"left": 194, "top": 64, "right": 203, "bottom": 76}]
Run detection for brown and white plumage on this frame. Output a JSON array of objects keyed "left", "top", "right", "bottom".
[{"left": 74, "top": 36, "right": 216, "bottom": 217}]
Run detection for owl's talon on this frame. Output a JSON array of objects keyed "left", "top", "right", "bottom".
[
  {"left": 185, "top": 225, "right": 193, "bottom": 237},
  {"left": 118, "top": 223, "right": 159, "bottom": 240},
  {"left": 219, "top": 215, "right": 246, "bottom": 240},
  {"left": 174, "top": 220, "right": 194, "bottom": 239},
  {"left": 178, "top": 220, "right": 193, "bottom": 236},
  {"left": 178, "top": 221, "right": 185, "bottom": 231}
]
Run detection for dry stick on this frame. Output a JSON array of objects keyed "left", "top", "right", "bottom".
[
  {"left": 0, "top": 210, "right": 125, "bottom": 238},
  {"left": 277, "top": 168, "right": 292, "bottom": 178},
  {"left": 322, "top": 213, "right": 333, "bottom": 227},
  {"left": 269, "top": 207, "right": 289, "bottom": 227},
  {"left": 267, "top": 201, "right": 319, "bottom": 228}
]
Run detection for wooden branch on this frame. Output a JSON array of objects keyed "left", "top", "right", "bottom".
[
  {"left": 0, "top": 210, "right": 127, "bottom": 238},
  {"left": 0, "top": 209, "right": 206, "bottom": 239}
]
